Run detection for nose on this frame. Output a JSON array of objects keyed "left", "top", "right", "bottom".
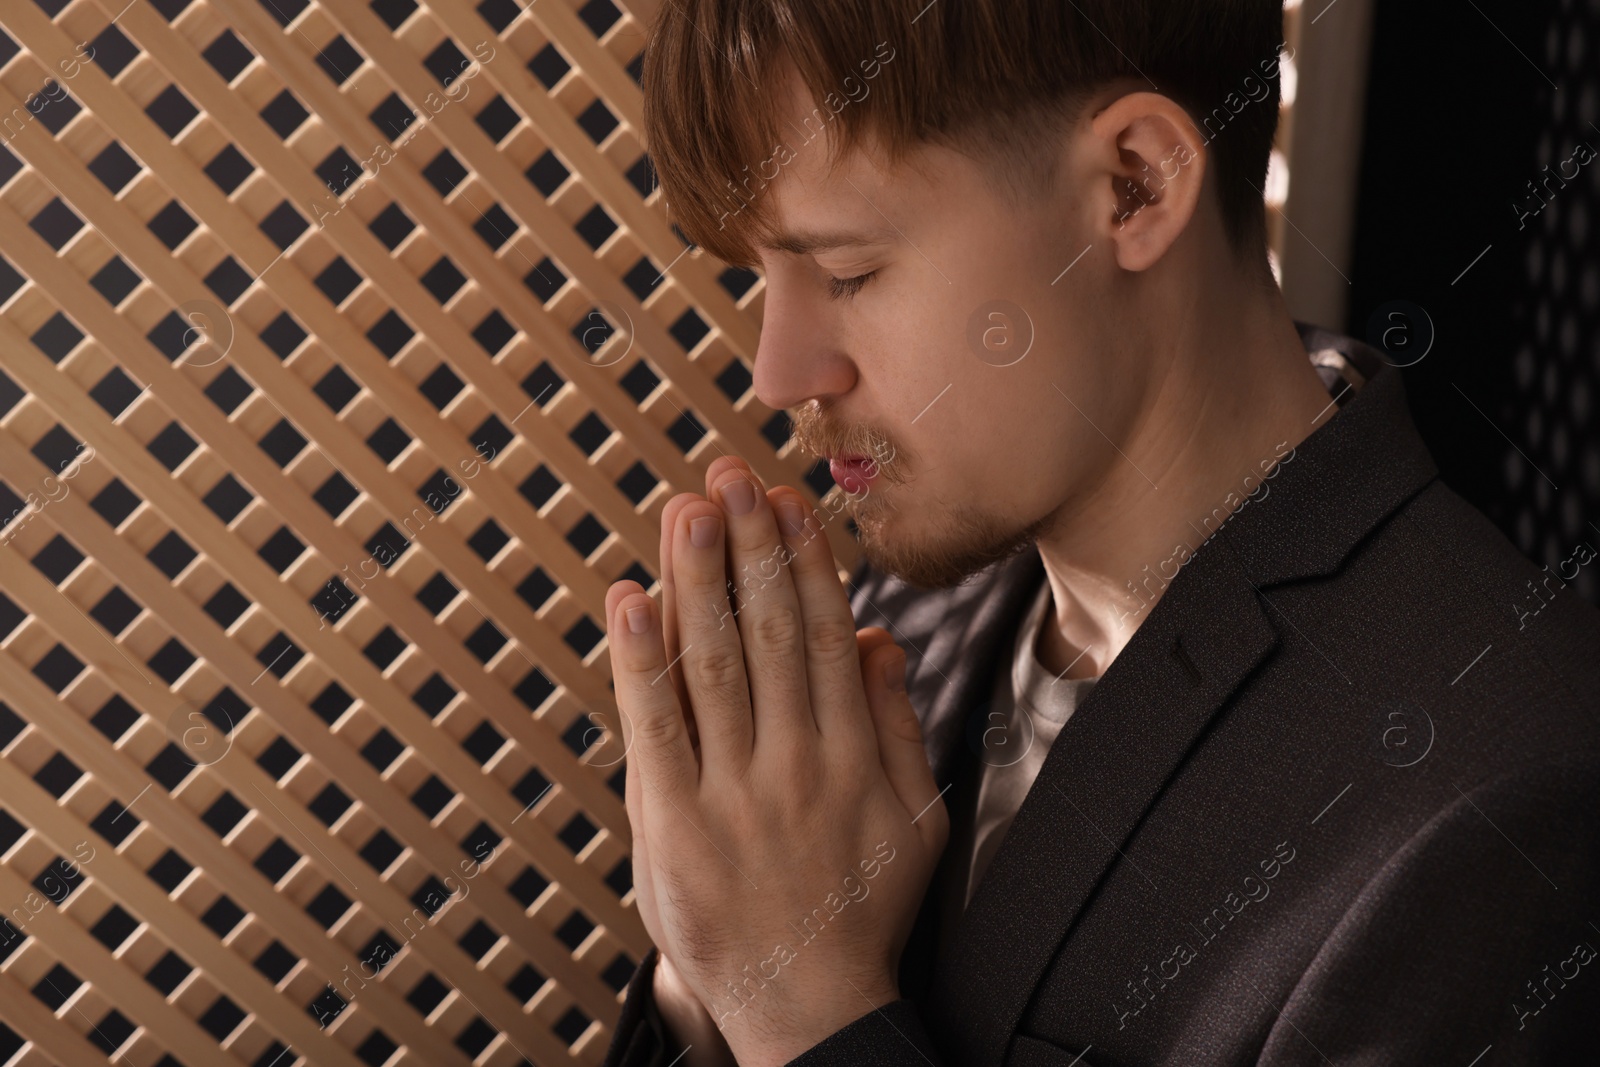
[{"left": 751, "top": 271, "right": 859, "bottom": 412}]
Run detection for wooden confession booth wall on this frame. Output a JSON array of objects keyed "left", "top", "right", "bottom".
[
  {"left": 0, "top": 0, "right": 827, "bottom": 1062},
  {"left": 0, "top": 1, "right": 1307, "bottom": 1065}
]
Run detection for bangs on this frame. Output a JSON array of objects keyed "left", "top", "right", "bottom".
[
  {"left": 641, "top": 1, "right": 930, "bottom": 268},
  {"left": 641, "top": 0, "right": 1284, "bottom": 267}
]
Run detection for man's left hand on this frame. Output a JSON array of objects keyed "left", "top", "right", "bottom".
[{"left": 605, "top": 456, "right": 949, "bottom": 1067}]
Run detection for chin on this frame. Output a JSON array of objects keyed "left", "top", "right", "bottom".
[{"left": 847, "top": 491, "right": 1048, "bottom": 591}]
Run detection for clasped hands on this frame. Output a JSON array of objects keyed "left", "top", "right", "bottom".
[{"left": 604, "top": 456, "right": 949, "bottom": 1067}]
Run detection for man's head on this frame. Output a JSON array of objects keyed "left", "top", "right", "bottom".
[{"left": 643, "top": 0, "right": 1292, "bottom": 589}]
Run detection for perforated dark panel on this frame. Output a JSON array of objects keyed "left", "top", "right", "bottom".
[
  {"left": 1349, "top": 0, "right": 1598, "bottom": 607},
  {"left": 1503, "top": 0, "right": 1600, "bottom": 602}
]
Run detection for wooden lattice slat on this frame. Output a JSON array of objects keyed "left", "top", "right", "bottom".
[
  {"left": 0, "top": 0, "right": 1308, "bottom": 1064},
  {"left": 0, "top": 0, "right": 842, "bottom": 1063}
]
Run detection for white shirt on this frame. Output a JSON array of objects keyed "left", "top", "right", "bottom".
[{"left": 946, "top": 579, "right": 1099, "bottom": 928}]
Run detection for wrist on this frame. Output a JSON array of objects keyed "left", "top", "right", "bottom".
[
  {"left": 719, "top": 973, "right": 901, "bottom": 1067},
  {"left": 653, "top": 953, "right": 737, "bottom": 1067}
]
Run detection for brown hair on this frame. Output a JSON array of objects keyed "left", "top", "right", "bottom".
[{"left": 640, "top": 0, "right": 1286, "bottom": 270}]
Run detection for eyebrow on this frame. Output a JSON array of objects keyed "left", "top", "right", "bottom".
[{"left": 757, "top": 226, "right": 896, "bottom": 256}]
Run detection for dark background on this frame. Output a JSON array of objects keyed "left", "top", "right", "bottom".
[{"left": 1347, "top": 0, "right": 1599, "bottom": 604}]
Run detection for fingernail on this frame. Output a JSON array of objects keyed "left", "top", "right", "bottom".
[
  {"left": 884, "top": 651, "right": 906, "bottom": 693},
  {"left": 626, "top": 602, "right": 651, "bottom": 634},
  {"left": 777, "top": 500, "right": 805, "bottom": 537},
  {"left": 718, "top": 478, "right": 756, "bottom": 515},
  {"left": 690, "top": 514, "right": 720, "bottom": 548}
]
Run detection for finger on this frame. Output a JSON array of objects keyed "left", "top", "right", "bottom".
[
  {"left": 611, "top": 589, "right": 695, "bottom": 891},
  {"left": 709, "top": 457, "right": 761, "bottom": 618},
  {"left": 609, "top": 582, "right": 647, "bottom": 877},
  {"left": 657, "top": 493, "right": 702, "bottom": 750},
  {"left": 856, "top": 625, "right": 896, "bottom": 673},
  {"left": 672, "top": 500, "right": 755, "bottom": 770},
  {"left": 609, "top": 588, "right": 699, "bottom": 803},
  {"left": 615, "top": 659, "right": 661, "bottom": 945},
  {"left": 609, "top": 578, "right": 697, "bottom": 760},
  {"left": 624, "top": 749, "right": 664, "bottom": 946},
  {"left": 771, "top": 487, "right": 876, "bottom": 749},
  {"left": 702, "top": 454, "right": 749, "bottom": 512},
  {"left": 863, "top": 641, "right": 949, "bottom": 853},
  {"left": 710, "top": 462, "right": 817, "bottom": 756}
]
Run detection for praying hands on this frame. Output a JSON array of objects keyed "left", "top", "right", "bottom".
[{"left": 604, "top": 456, "right": 949, "bottom": 1067}]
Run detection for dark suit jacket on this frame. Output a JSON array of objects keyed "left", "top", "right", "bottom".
[{"left": 602, "top": 323, "right": 1600, "bottom": 1066}]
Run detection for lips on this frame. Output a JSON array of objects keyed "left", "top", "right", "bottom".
[{"left": 828, "top": 454, "right": 877, "bottom": 493}]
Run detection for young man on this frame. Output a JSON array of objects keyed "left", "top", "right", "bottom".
[{"left": 601, "top": 1, "right": 1600, "bottom": 1064}]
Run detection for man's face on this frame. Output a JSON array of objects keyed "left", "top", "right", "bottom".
[{"left": 749, "top": 72, "right": 1155, "bottom": 589}]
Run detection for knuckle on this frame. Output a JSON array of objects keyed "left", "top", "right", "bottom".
[
  {"left": 832, "top": 735, "right": 878, "bottom": 779},
  {"left": 680, "top": 594, "right": 733, "bottom": 634},
  {"left": 679, "top": 555, "right": 731, "bottom": 597},
  {"left": 884, "top": 703, "right": 924, "bottom": 746},
  {"left": 768, "top": 749, "right": 822, "bottom": 797},
  {"left": 749, "top": 605, "right": 803, "bottom": 655},
  {"left": 632, "top": 707, "right": 686, "bottom": 749},
  {"left": 694, "top": 641, "right": 747, "bottom": 696},
  {"left": 807, "top": 616, "right": 858, "bottom": 661},
  {"left": 618, "top": 639, "right": 661, "bottom": 675}
]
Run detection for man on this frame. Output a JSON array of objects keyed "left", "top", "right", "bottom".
[{"left": 601, "top": 1, "right": 1600, "bottom": 1064}]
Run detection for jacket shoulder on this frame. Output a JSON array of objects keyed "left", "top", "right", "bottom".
[{"left": 1397, "top": 480, "right": 1600, "bottom": 705}]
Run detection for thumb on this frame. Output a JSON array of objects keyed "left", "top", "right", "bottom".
[{"left": 863, "top": 644, "right": 948, "bottom": 851}]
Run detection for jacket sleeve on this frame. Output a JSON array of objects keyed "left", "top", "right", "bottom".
[
  {"left": 783, "top": 999, "right": 947, "bottom": 1067},
  {"left": 601, "top": 957, "right": 959, "bottom": 1067},
  {"left": 1258, "top": 754, "right": 1600, "bottom": 1065},
  {"left": 601, "top": 946, "right": 681, "bottom": 1067}
]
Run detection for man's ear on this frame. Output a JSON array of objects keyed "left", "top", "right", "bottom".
[{"left": 1087, "top": 92, "right": 1207, "bottom": 272}]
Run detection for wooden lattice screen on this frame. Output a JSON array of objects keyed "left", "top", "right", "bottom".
[
  {"left": 0, "top": 0, "right": 853, "bottom": 1062},
  {"left": 0, "top": 0, "right": 1303, "bottom": 1064}
]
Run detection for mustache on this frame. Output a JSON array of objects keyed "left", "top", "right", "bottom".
[{"left": 787, "top": 402, "right": 904, "bottom": 483}]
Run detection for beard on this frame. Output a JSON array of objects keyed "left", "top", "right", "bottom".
[
  {"left": 788, "top": 401, "right": 1053, "bottom": 591},
  {"left": 849, "top": 490, "right": 1051, "bottom": 590}
]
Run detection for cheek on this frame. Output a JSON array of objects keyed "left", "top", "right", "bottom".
[
  {"left": 935, "top": 380, "right": 1059, "bottom": 495},
  {"left": 961, "top": 352, "right": 1112, "bottom": 505}
]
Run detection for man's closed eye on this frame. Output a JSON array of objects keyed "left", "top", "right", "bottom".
[{"left": 827, "top": 270, "right": 878, "bottom": 300}]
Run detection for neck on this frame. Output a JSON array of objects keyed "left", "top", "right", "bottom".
[{"left": 1033, "top": 281, "right": 1337, "bottom": 681}]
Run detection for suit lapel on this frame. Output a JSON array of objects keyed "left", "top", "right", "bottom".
[
  {"left": 848, "top": 544, "right": 1049, "bottom": 789},
  {"left": 851, "top": 548, "right": 1047, "bottom": 1006},
  {"left": 853, "top": 325, "right": 1441, "bottom": 1064},
  {"left": 922, "top": 541, "right": 1280, "bottom": 1067}
]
